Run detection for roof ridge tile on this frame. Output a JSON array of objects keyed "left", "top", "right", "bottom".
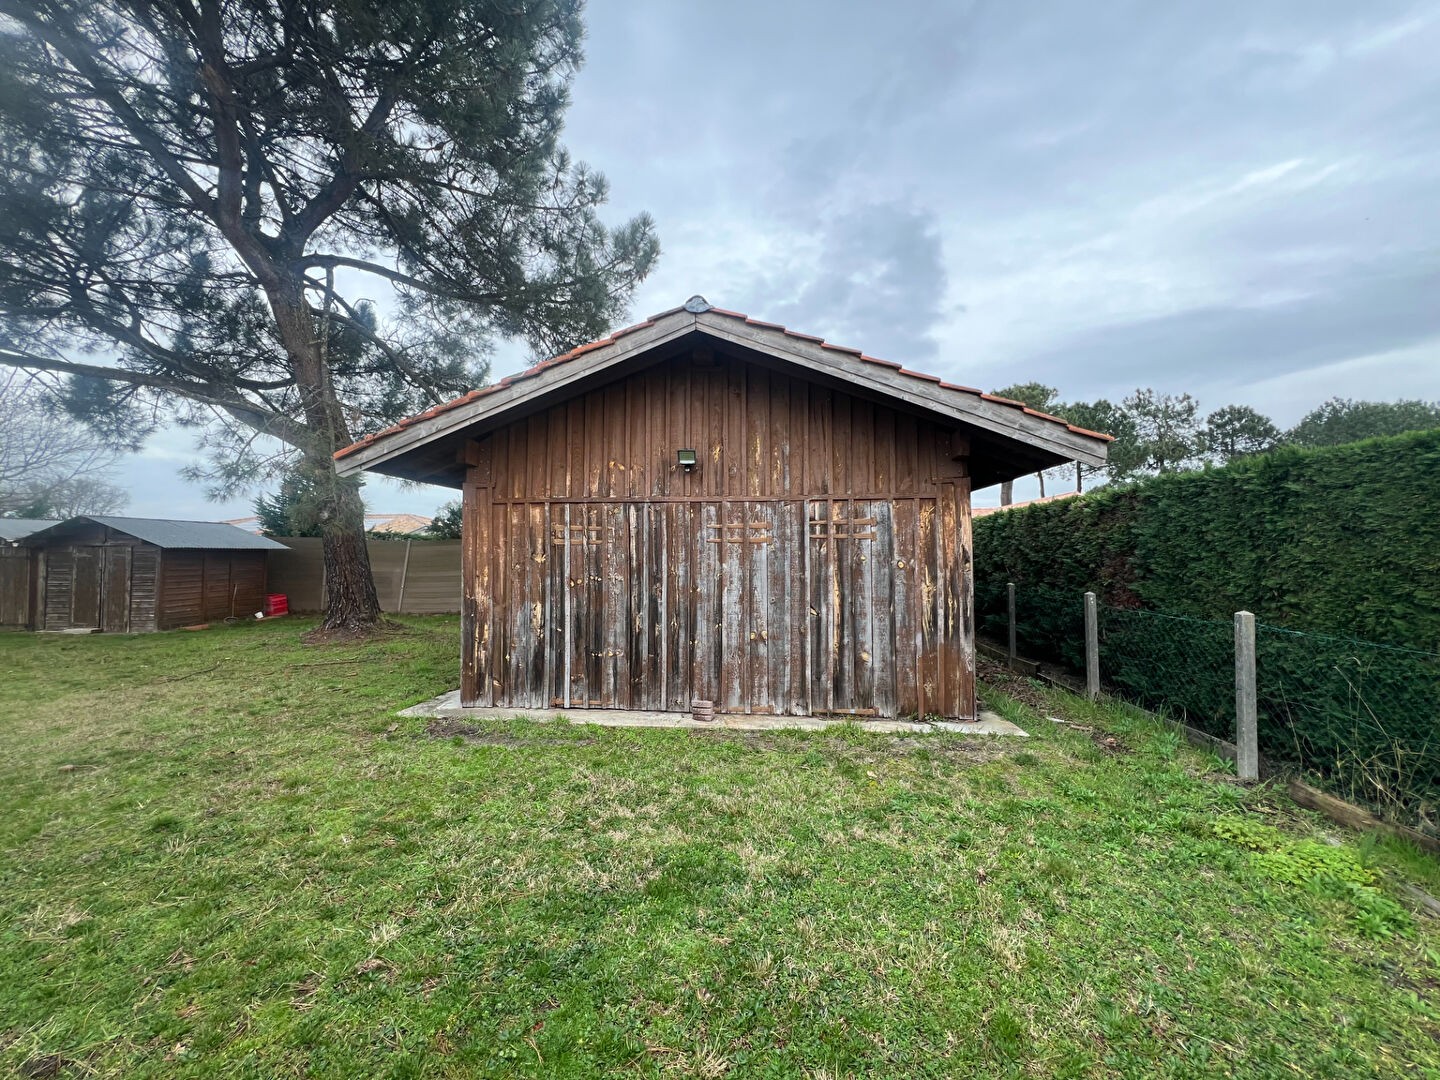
[{"left": 334, "top": 299, "right": 1116, "bottom": 459}]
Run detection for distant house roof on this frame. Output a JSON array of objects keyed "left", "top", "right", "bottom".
[
  {"left": 365, "top": 513, "right": 434, "bottom": 534},
  {"left": 973, "top": 491, "right": 1081, "bottom": 518},
  {"left": 0, "top": 518, "right": 60, "bottom": 543},
  {"left": 21, "top": 516, "right": 289, "bottom": 551},
  {"left": 223, "top": 512, "right": 433, "bottom": 535}
]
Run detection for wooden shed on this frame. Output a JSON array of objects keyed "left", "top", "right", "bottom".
[
  {"left": 20, "top": 516, "right": 286, "bottom": 633},
  {"left": 335, "top": 298, "right": 1111, "bottom": 720},
  {"left": 0, "top": 519, "right": 57, "bottom": 630}
]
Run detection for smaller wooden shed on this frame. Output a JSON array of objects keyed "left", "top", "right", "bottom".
[
  {"left": 0, "top": 519, "right": 58, "bottom": 630},
  {"left": 20, "top": 516, "right": 287, "bottom": 633}
]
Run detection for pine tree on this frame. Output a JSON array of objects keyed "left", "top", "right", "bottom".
[
  {"left": 0, "top": 0, "right": 659, "bottom": 632},
  {"left": 1200, "top": 404, "right": 1279, "bottom": 462},
  {"left": 1286, "top": 398, "right": 1440, "bottom": 448}
]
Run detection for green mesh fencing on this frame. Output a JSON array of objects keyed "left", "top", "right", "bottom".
[
  {"left": 1096, "top": 606, "right": 1234, "bottom": 736},
  {"left": 978, "top": 581, "right": 1440, "bottom": 819},
  {"left": 1255, "top": 624, "right": 1439, "bottom": 814}
]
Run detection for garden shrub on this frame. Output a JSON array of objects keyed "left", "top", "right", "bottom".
[{"left": 975, "top": 430, "right": 1440, "bottom": 809}]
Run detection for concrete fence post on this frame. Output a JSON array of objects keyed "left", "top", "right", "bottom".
[
  {"left": 396, "top": 540, "right": 413, "bottom": 614},
  {"left": 1084, "top": 591, "right": 1100, "bottom": 701},
  {"left": 1007, "top": 582, "right": 1017, "bottom": 662},
  {"left": 1235, "top": 610, "right": 1259, "bottom": 781}
]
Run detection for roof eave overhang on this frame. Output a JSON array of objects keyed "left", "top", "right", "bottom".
[{"left": 335, "top": 309, "right": 1109, "bottom": 487}]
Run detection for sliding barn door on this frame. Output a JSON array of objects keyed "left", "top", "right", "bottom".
[
  {"left": 805, "top": 493, "right": 972, "bottom": 720},
  {"left": 471, "top": 492, "right": 971, "bottom": 719}
]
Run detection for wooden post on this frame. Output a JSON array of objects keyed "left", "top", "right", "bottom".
[
  {"left": 1235, "top": 610, "right": 1259, "bottom": 781},
  {"left": 1007, "top": 582, "right": 1017, "bottom": 662},
  {"left": 396, "top": 540, "right": 412, "bottom": 614},
  {"left": 1084, "top": 591, "right": 1099, "bottom": 701}
]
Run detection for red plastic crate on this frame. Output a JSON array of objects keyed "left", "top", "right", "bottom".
[{"left": 264, "top": 593, "right": 289, "bottom": 617}]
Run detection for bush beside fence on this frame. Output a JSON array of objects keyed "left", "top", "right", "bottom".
[
  {"left": 974, "top": 429, "right": 1440, "bottom": 820},
  {"left": 980, "top": 582, "right": 1440, "bottom": 821},
  {"left": 974, "top": 428, "right": 1440, "bottom": 651}
]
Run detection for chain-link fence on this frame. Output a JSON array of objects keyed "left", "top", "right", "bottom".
[
  {"left": 977, "top": 582, "right": 1440, "bottom": 823},
  {"left": 1255, "top": 625, "right": 1440, "bottom": 816}
]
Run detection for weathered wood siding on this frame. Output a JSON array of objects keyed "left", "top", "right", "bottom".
[
  {"left": 462, "top": 349, "right": 976, "bottom": 719},
  {"left": 156, "top": 550, "right": 267, "bottom": 629},
  {"left": 480, "top": 353, "right": 967, "bottom": 500},
  {"left": 32, "top": 526, "right": 265, "bottom": 632},
  {"left": 0, "top": 547, "right": 36, "bottom": 629}
]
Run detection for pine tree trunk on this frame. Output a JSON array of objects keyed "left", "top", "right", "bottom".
[
  {"left": 265, "top": 274, "right": 384, "bottom": 631},
  {"left": 1000, "top": 480, "right": 1013, "bottom": 506},
  {"left": 1075, "top": 461, "right": 1082, "bottom": 493},
  {"left": 319, "top": 470, "right": 382, "bottom": 631},
  {"left": 1037, "top": 471, "right": 1046, "bottom": 497}
]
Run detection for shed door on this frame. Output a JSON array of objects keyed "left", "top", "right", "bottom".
[
  {"left": 70, "top": 547, "right": 103, "bottom": 630},
  {"left": 807, "top": 500, "right": 896, "bottom": 717},
  {"left": 487, "top": 500, "right": 810, "bottom": 714},
  {"left": 102, "top": 546, "right": 131, "bottom": 633}
]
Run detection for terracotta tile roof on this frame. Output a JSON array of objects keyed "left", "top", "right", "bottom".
[
  {"left": 974, "top": 491, "right": 1082, "bottom": 517},
  {"left": 335, "top": 302, "right": 1114, "bottom": 461}
]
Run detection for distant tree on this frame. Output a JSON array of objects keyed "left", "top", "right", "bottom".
[
  {"left": 1200, "top": 404, "right": 1280, "bottom": 462},
  {"left": 1286, "top": 398, "right": 1440, "bottom": 448},
  {"left": 1054, "top": 398, "right": 1141, "bottom": 489},
  {"left": 991, "top": 382, "right": 1059, "bottom": 503},
  {"left": 0, "top": 0, "right": 659, "bottom": 632},
  {"left": 425, "top": 501, "right": 463, "bottom": 540},
  {"left": 28, "top": 476, "right": 129, "bottom": 518},
  {"left": 253, "top": 470, "right": 326, "bottom": 538},
  {"left": 1122, "top": 389, "right": 1202, "bottom": 475},
  {"left": 0, "top": 372, "right": 128, "bottom": 516}
]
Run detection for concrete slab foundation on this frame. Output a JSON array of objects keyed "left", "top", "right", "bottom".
[{"left": 399, "top": 690, "right": 1028, "bottom": 737}]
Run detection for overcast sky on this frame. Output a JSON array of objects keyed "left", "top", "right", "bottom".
[{"left": 119, "top": 0, "right": 1440, "bottom": 518}]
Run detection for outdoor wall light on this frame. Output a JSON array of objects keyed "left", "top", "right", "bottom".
[{"left": 676, "top": 448, "right": 698, "bottom": 472}]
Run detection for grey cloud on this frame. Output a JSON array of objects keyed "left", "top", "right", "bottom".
[
  {"left": 1013, "top": 252, "right": 1440, "bottom": 396},
  {"left": 546, "top": 1, "right": 1440, "bottom": 411},
  {"left": 752, "top": 203, "right": 948, "bottom": 363}
]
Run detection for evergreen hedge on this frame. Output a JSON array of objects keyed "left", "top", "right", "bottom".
[{"left": 974, "top": 429, "right": 1440, "bottom": 811}]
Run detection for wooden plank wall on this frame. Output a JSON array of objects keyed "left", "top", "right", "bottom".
[
  {"left": 462, "top": 348, "right": 977, "bottom": 719},
  {"left": 0, "top": 547, "right": 34, "bottom": 629},
  {"left": 130, "top": 549, "right": 159, "bottom": 632},
  {"left": 482, "top": 352, "right": 966, "bottom": 501},
  {"left": 468, "top": 494, "right": 972, "bottom": 718},
  {"left": 156, "top": 550, "right": 269, "bottom": 629}
]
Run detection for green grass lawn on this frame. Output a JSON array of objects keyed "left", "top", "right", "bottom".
[{"left": 2, "top": 617, "right": 1438, "bottom": 1078}]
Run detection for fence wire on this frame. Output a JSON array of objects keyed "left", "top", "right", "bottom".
[
  {"left": 1255, "top": 625, "right": 1439, "bottom": 817},
  {"left": 1096, "top": 606, "right": 1234, "bottom": 736},
  {"left": 977, "top": 582, "right": 1440, "bottom": 822}
]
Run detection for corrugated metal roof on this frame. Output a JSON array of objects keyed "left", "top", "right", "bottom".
[
  {"left": 0, "top": 518, "right": 60, "bottom": 542},
  {"left": 22, "top": 516, "right": 289, "bottom": 550}
]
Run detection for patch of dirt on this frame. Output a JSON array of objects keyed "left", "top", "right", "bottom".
[
  {"left": 423, "top": 718, "right": 593, "bottom": 747},
  {"left": 1088, "top": 730, "right": 1130, "bottom": 755},
  {"left": 19, "top": 1056, "right": 76, "bottom": 1079},
  {"left": 290, "top": 974, "right": 322, "bottom": 1011},
  {"left": 976, "top": 656, "right": 1050, "bottom": 712},
  {"left": 301, "top": 618, "right": 407, "bottom": 646}
]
